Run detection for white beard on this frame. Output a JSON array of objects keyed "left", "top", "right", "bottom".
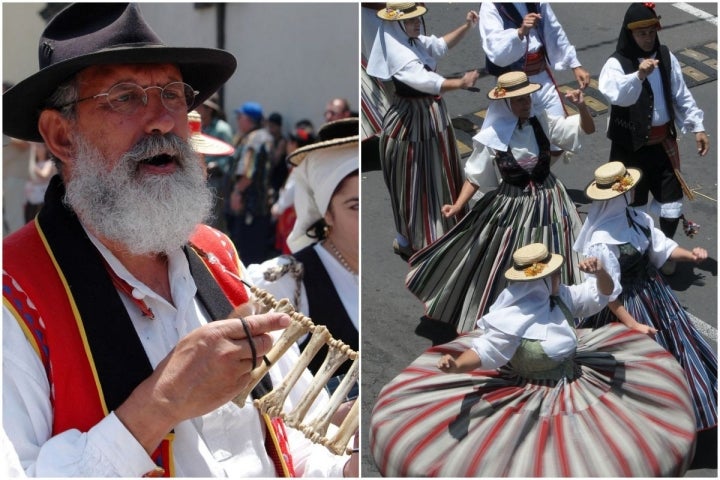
[{"left": 64, "top": 133, "right": 213, "bottom": 256}]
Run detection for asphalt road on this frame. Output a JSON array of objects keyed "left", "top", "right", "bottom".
[{"left": 360, "top": 3, "right": 717, "bottom": 477}]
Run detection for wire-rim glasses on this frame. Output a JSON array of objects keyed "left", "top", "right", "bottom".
[{"left": 57, "top": 82, "right": 199, "bottom": 115}]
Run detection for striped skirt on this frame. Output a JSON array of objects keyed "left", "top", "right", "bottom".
[
  {"left": 360, "top": 60, "right": 389, "bottom": 141},
  {"left": 379, "top": 95, "right": 465, "bottom": 251},
  {"left": 370, "top": 323, "right": 697, "bottom": 477},
  {"left": 579, "top": 268, "right": 718, "bottom": 431},
  {"left": 406, "top": 174, "right": 582, "bottom": 333}
]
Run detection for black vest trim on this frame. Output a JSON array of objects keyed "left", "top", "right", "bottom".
[
  {"left": 38, "top": 176, "right": 153, "bottom": 412},
  {"left": 293, "top": 246, "right": 357, "bottom": 375}
]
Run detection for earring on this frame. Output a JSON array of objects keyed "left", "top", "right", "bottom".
[{"left": 323, "top": 224, "right": 332, "bottom": 237}]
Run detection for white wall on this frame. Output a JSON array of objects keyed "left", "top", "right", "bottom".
[{"left": 2, "top": 2, "right": 360, "bottom": 135}]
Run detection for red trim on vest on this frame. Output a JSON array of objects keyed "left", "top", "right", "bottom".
[{"left": 4, "top": 219, "right": 108, "bottom": 433}]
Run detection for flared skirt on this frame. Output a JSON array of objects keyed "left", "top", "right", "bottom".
[
  {"left": 370, "top": 323, "right": 697, "bottom": 477},
  {"left": 406, "top": 175, "right": 582, "bottom": 333},
  {"left": 379, "top": 95, "right": 465, "bottom": 251},
  {"left": 579, "top": 270, "right": 718, "bottom": 431}
]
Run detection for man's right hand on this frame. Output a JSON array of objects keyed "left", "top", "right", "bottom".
[
  {"left": 115, "top": 312, "right": 290, "bottom": 455},
  {"left": 518, "top": 13, "right": 541, "bottom": 39}
]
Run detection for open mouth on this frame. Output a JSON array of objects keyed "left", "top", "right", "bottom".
[{"left": 140, "top": 154, "right": 176, "bottom": 167}]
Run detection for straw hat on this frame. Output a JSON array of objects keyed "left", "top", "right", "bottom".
[
  {"left": 187, "top": 110, "right": 234, "bottom": 156},
  {"left": 585, "top": 161, "right": 642, "bottom": 201},
  {"left": 504, "top": 243, "right": 564, "bottom": 282},
  {"left": 377, "top": 2, "right": 427, "bottom": 21},
  {"left": 2, "top": 3, "right": 236, "bottom": 142},
  {"left": 487, "top": 71, "right": 541, "bottom": 100},
  {"left": 287, "top": 117, "right": 359, "bottom": 166}
]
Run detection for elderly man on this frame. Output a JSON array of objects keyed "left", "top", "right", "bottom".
[{"left": 2, "top": 4, "right": 356, "bottom": 477}]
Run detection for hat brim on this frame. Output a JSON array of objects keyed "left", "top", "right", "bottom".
[
  {"left": 190, "top": 133, "right": 235, "bottom": 156},
  {"left": 488, "top": 82, "right": 541, "bottom": 100},
  {"left": 585, "top": 167, "right": 642, "bottom": 201},
  {"left": 287, "top": 137, "right": 359, "bottom": 166},
  {"left": 504, "top": 253, "right": 564, "bottom": 282},
  {"left": 3, "top": 45, "right": 236, "bottom": 142},
  {"left": 377, "top": 5, "right": 427, "bottom": 21}
]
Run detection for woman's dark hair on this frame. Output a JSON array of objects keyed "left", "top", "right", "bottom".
[{"left": 304, "top": 169, "right": 359, "bottom": 241}]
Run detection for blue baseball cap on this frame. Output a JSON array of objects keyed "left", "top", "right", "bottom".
[{"left": 234, "top": 101, "right": 263, "bottom": 123}]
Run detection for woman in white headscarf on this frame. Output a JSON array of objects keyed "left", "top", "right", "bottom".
[
  {"left": 574, "top": 162, "right": 716, "bottom": 434},
  {"left": 371, "top": 243, "right": 696, "bottom": 477},
  {"left": 406, "top": 71, "right": 594, "bottom": 334},
  {"left": 366, "top": 2, "right": 480, "bottom": 257},
  {"left": 247, "top": 119, "right": 358, "bottom": 381}
]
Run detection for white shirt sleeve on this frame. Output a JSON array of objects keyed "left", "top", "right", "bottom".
[
  {"left": 648, "top": 226, "right": 679, "bottom": 268},
  {"left": 540, "top": 3, "right": 582, "bottom": 71},
  {"left": 464, "top": 142, "right": 500, "bottom": 190},
  {"left": 479, "top": 3, "right": 527, "bottom": 66},
  {"left": 599, "top": 57, "right": 644, "bottom": 106},
  {"left": 668, "top": 52, "right": 705, "bottom": 133},
  {"left": 469, "top": 323, "right": 521, "bottom": 370},
  {"left": 541, "top": 110, "right": 583, "bottom": 152},
  {"left": 392, "top": 59, "right": 445, "bottom": 95},
  {"left": 3, "top": 308, "right": 156, "bottom": 477},
  {"left": 584, "top": 242, "right": 623, "bottom": 302}
]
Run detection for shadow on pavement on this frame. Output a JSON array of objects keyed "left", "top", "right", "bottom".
[{"left": 415, "top": 316, "right": 459, "bottom": 346}]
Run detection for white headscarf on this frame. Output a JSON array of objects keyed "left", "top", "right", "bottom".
[
  {"left": 286, "top": 143, "right": 358, "bottom": 253},
  {"left": 473, "top": 97, "right": 541, "bottom": 152},
  {"left": 573, "top": 193, "right": 651, "bottom": 255},
  {"left": 366, "top": 19, "right": 434, "bottom": 80}
]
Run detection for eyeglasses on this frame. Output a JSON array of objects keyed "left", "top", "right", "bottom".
[{"left": 58, "top": 81, "right": 199, "bottom": 115}]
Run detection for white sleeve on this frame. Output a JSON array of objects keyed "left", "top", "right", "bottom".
[
  {"left": 599, "top": 57, "right": 644, "bottom": 106},
  {"left": 479, "top": 3, "right": 527, "bottom": 66},
  {"left": 668, "top": 52, "right": 705, "bottom": 133},
  {"left": 3, "top": 308, "right": 155, "bottom": 476},
  {"left": 464, "top": 142, "right": 499, "bottom": 190},
  {"left": 567, "top": 243, "right": 621, "bottom": 316},
  {"left": 392, "top": 60, "right": 445, "bottom": 95},
  {"left": 417, "top": 34, "right": 448, "bottom": 58},
  {"left": 541, "top": 3, "right": 581, "bottom": 70},
  {"left": 469, "top": 323, "right": 521, "bottom": 370},
  {"left": 543, "top": 111, "right": 583, "bottom": 152},
  {"left": 649, "top": 226, "right": 679, "bottom": 268}
]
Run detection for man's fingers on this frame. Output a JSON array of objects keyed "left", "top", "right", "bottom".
[{"left": 231, "top": 313, "right": 291, "bottom": 338}]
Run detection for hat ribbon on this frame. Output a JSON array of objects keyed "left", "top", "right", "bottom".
[
  {"left": 596, "top": 173, "right": 634, "bottom": 192},
  {"left": 493, "top": 78, "right": 531, "bottom": 98}
]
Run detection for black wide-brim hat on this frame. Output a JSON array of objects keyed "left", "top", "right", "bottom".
[{"left": 3, "top": 3, "right": 237, "bottom": 142}]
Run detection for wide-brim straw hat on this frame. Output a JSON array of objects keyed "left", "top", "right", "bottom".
[
  {"left": 187, "top": 110, "right": 234, "bottom": 156},
  {"left": 585, "top": 161, "right": 643, "bottom": 201},
  {"left": 488, "top": 71, "right": 541, "bottom": 100},
  {"left": 505, "top": 243, "right": 565, "bottom": 282},
  {"left": 377, "top": 2, "right": 427, "bottom": 21},
  {"left": 287, "top": 117, "right": 359, "bottom": 166},
  {"left": 3, "top": 3, "right": 237, "bottom": 142}
]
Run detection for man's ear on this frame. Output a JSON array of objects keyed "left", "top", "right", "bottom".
[{"left": 38, "top": 109, "right": 74, "bottom": 166}]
